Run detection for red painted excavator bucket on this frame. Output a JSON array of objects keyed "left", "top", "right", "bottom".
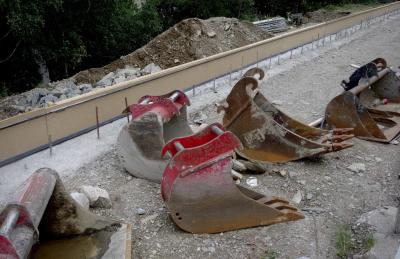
[
  {"left": 218, "top": 68, "right": 353, "bottom": 163},
  {"left": 117, "top": 90, "right": 192, "bottom": 182},
  {"left": 0, "top": 168, "right": 131, "bottom": 259},
  {"left": 160, "top": 123, "right": 304, "bottom": 234},
  {"left": 325, "top": 58, "right": 400, "bottom": 142}
]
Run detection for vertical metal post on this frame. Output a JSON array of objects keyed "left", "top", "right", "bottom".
[
  {"left": 301, "top": 45, "right": 304, "bottom": 54},
  {"left": 240, "top": 56, "right": 244, "bottom": 76},
  {"left": 48, "top": 135, "right": 53, "bottom": 156},
  {"left": 213, "top": 79, "right": 217, "bottom": 93},
  {"left": 268, "top": 58, "right": 272, "bottom": 69},
  {"left": 256, "top": 50, "right": 259, "bottom": 68},
  {"left": 124, "top": 97, "right": 130, "bottom": 122},
  {"left": 96, "top": 106, "right": 100, "bottom": 139},
  {"left": 277, "top": 54, "right": 280, "bottom": 65},
  {"left": 395, "top": 204, "right": 400, "bottom": 234},
  {"left": 192, "top": 84, "right": 196, "bottom": 96},
  {"left": 229, "top": 65, "right": 232, "bottom": 86},
  {"left": 290, "top": 49, "right": 293, "bottom": 59}
]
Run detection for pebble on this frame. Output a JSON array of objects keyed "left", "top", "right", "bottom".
[
  {"left": 137, "top": 208, "right": 146, "bottom": 215},
  {"left": 298, "top": 180, "right": 306, "bottom": 185},
  {"left": 306, "top": 193, "right": 313, "bottom": 200},
  {"left": 126, "top": 175, "right": 133, "bottom": 181},
  {"left": 246, "top": 177, "right": 258, "bottom": 187},
  {"left": 292, "top": 190, "right": 302, "bottom": 205},
  {"left": 79, "top": 185, "right": 112, "bottom": 209},
  {"left": 347, "top": 162, "right": 366, "bottom": 173},
  {"left": 375, "top": 157, "right": 383, "bottom": 162},
  {"left": 289, "top": 171, "right": 298, "bottom": 179}
]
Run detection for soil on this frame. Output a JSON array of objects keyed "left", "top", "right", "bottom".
[
  {"left": 59, "top": 14, "right": 400, "bottom": 259},
  {"left": 304, "top": 9, "right": 350, "bottom": 23},
  {"left": 72, "top": 17, "right": 272, "bottom": 85}
]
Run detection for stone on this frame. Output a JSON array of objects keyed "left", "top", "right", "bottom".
[
  {"left": 38, "top": 94, "right": 58, "bottom": 107},
  {"left": 95, "top": 72, "right": 115, "bottom": 88},
  {"left": 306, "top": 193, "right": 313, "bottom": 200},
  {"left": 246, "top": 177, "right": 258, "bottom": 187},
  {"left": 70, "top": 192, "right": 90, "bottom": 210},
  {"left": 357, "top": 207, "right": 400, "bottom": 259},
  {"left": 112, "top": 75, "right": 127, "bottom": 85},
  {"left": 78, "top": 84, "right": 93, "bottom": 94},
  {"left": 141, "top": 63, "right": 162, "bottom": 74},
  {"left": 79, "top": 185, "right": 112, "bottom": 209},
  {"left": 232, "top": 160, "right": 246, "bottom": 172},
  {"left": 296, "top": 257, "right": 311, "bottom": 259},
  {"left": 347, "top": 163, "right": 366, "bottom": 173},
  {"left": 238, "top": 159, "right": 266, "bottom": 173},
  {"left": 375, "top": 157, "right": 383, "bottom": 162},
  {"left": 289, "top": 171, "right": 298, "bottom": 179},
  {"left": 24, "top": 88, "right": 50, "bottom": 106},
  {"left": 390, "top": 139, "right": 399, "bottom": 145},
  {"left": 272, "top": 100, "right": 283, "bottom": 106},
  {"left": 278, "top": 170, "right": 287, "bottom": 177},
  {"left": 137, "top": 208, "right": 146, "bottom": 215},
  {"left": 174, "top": 58, "right": 180, "bottom": 64},
  {"left": 299, "top": 180, "right": 306, "bottom": 185},
  {"left": 141, "top": 213, "right": 158, "bottom": 224},
  {"left": 224, "top": 23, "right": 231, "bottom": 31},
  {"left": 292, "top": 190, "right": 302, "bottom": 205},
  {"left": 207, "top": 31, "right": 216, "bottom": 37}
]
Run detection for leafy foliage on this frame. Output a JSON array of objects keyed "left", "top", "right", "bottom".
[{"left": 0, "top": 0, "right": 379, "bottom": 95}]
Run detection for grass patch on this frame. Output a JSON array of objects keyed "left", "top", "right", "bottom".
[
  {"left": 335, "top": 226, "right": 355, "bottom": 258},
  {"left": 265, "top": 249, "right": 280, "bottom": 259},
  {"left": 363, "top": 232, "right": 375, "bottom": 251}
]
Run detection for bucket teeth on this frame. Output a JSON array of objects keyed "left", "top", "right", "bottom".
[
  {"left": 161, "top": 123, "right": 303, "bottom": 234},
  {"left": 220, "top": 68, "right": 354, "bottom": 163},
  {"left": 325, "top": 59, "right": 400, "bottom": 143}
]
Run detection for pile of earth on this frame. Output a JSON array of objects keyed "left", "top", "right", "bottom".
[
  {"left": 73, "top": 17, "right": 272, "bottom": 84},
  {"left": 304, "top": 9, "right": 351, "bottom": 23},
  {"left": 0, "top": 17, "right": 272, "bottom": 120}
]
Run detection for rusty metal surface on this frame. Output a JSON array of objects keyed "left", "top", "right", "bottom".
[
  {"left": 326, "top": 59, "right": 400, "bottom": 143},
  {"left": 161, "top": 124, "right": 303, "bottom": 234},
  {"left": 219, "top": 68, "right": 353, "bottom": 163},
  {"left": 118, "top": 90, "right": 192, "bottom": 182}
]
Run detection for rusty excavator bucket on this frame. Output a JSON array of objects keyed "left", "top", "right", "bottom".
[
  {"left": 117, "top": 90, "right": 192, "bottom": 182},
  {"left": 217, "top": 68, "right": 354, "bottom": 163},
  {"left": 160, "top": 123, "right": 304, "bottom": 234},
  {"left": 325, "top": 58, "right": 400, "bottom": 142},
  {"left": 0, "top": 168, "right": 131, "bottom": 259}
]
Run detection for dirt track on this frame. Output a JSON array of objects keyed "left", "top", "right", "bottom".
[{"left": 53, "top": 12, "right": 400, "bottom": 259}]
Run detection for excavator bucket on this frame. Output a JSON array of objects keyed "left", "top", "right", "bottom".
[
  {"left": 117, "top": 90, "right": 192, "bottom": 182},
  {"left": 217, "top": 68, "right": 354, "bottom": 163},
  {"left": 325, "top": 58, "right": 400, "bottom": 142},
  {"left": 0, "top": 168, "right": 131, "bottom": 259},
  {"left": 160, "top": 123, "right": 304, "bottom": 234}
]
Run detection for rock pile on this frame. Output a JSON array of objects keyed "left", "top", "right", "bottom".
[{"left": 0, "top": 63, "right": 161, "bottom": 119}]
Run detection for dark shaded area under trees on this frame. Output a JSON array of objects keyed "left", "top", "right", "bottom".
[{"left": 0, "top": 0, "right": 380, "bottom": 95}]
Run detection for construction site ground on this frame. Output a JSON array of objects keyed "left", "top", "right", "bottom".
[{"left": 1, "top": 11, "right": 399, "bottom": 259}]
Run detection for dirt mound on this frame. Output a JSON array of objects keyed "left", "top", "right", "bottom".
[
  {"left": 73, "top": 17, "right": 272, "bottom": 84},
  {"left": 305, "top": 9, "right": 350, "bottom": 23}
]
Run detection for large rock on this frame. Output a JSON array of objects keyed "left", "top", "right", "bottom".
[
  {"left": 140, "top": 63, "right": 162, "bottom": 74},
  {"left": 78, "top": 83, "right": 93, "bottom": 94},
  {"left": 23, "top": 88, "right": 50, "bottom": 107},
  {"left": 356, "top": 207, "right": 399, "bottom": 259},
  {"left": 95, "top": 72, "right": 115, "bottom": 88},
  {"left": 70, "top": 192, "right": 90, "bottom": 210},
  {"left": 79, "top": 185, "right": 112, "bottom": 209}
]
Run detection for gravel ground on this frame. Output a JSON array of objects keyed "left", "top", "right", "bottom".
[
  {"left": 60, "top": 13, "right": 400, "bottom": 259},
  {"left": 1, "top": 11, "right": 399, "bottom": 259}
]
